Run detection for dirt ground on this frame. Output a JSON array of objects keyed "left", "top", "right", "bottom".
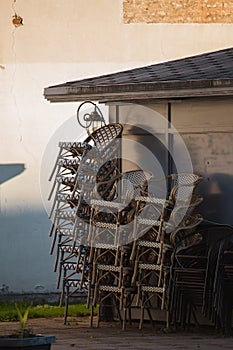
[{"left": 0, "top": 316, "right": 232, "bottom": 350}]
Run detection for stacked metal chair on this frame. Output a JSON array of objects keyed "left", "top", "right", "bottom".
[
  {"left": 211, "top": 233, "right": 233, "bottom": 335},
  {"left": 129, "top": 173, "right": 203, "bottom": 329},
  {"left": 168, "top": 215, "right": 206, "bottom": 328},
  {"left": 88, "top": 169, "right": 152, "bottom": 330},
  {"left": 48, "top": 121, "right": 210, "bottom": 330},
  {"left": 130, "top": 196, "right": 169, "bottom": 329},
  {"left": 47, "top": 139, "right": 92, "bottom": 267},
  {"left": 48, "top": 123, "right": 123, "bottom": 323},
  {"left": 168, "top": 222, "right": 233, "bottom": 332},
  {"left": 167, "top": 220, "right": 233, "bottom": 332},
  {"left": 48, "top": 144, "right": 91, "bottom": 324}
]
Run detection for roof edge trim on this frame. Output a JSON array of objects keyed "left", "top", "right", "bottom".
[{"left": 44, "top": 78, "right": 233, "bottom": 103}]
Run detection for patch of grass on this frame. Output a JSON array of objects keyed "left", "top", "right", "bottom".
[{"left": 0, "top": 302, "right": 93, "bottom": 322}]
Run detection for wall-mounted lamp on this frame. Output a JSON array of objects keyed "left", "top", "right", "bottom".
[
  {"left": 12, "top": 13, "right": 23, "bottom": 27},
  {"left": 77, "top": 101, "right": 106, "bottom": 135}
]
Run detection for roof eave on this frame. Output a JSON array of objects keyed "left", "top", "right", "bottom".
[{"left": 44, "top": 79, "right": 233, "bottom": 103}]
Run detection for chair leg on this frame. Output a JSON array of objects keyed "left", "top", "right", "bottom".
[
  {"left": 116, "top": 304, "right": 122, "bottom": 322},
  {"left": 56, "top": 259, "right": 63, "bottom": 288},
  {"left": 130, "top": 240, "right": 137, "bottom": 262},
  {"left": 136, "top": 287, "right": 141, "bottom": 307},
  {"left": 64, "top": 287, "right": 69, "bottom": 325},
  {"left": 165, "top": 310, "right": 170, "bottom": 329},
  {"left": 131, "top": 260, "right": 139, "bottom": 286},
  {"left": 59, "top": 279, "right": 65, "bottom": 306},
  {"left": 54, "top": 245, "right": 62, "bottom": 273},
  {"left": 49, "top": 226, "right": 57, "bottom": 251},
  {"left": 97, "top": 303, "right": 101, "bottom": 328},
  {"left": 139, "top": 305, "right": 145, "bottom": 330},
  {"left": 49, "top": 221, "right": 55, "bottom": 237},
  {"left": 89, "top": 304, "right": 95, "bottom": 328},
  {"left": 128, "top": 306, "right": 132, "bottom": 326},
  {"left": 122, "top": 307, "right": 127, "bottom": 331},
  {"left": 146, "top": 304, "right": 154, "bottom": 327},
  {"left": 86, "top": 282, "right": 93, "bottom": 309}
]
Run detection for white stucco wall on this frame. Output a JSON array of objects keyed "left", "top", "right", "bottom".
[{"left": 1, "top": 0, "right": 233, "bottom": 293}]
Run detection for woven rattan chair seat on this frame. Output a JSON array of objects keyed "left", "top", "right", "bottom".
[
  {"left": 137, "top": 240, "right": 162, "bottom": 248},
  {"left": 137, "top": 217, "right": 160, "bottom": 226},
  {"left": 55, "top": 211, "right": 76, "bottom": 219},
  {"left": 93, "top": 221, "right": 118, "bottom": 229},
  {"left": 98, "top": 285, "right": 121, "bottom": 293},
  {"left": 94, "top": 242, "right": 119, "bottom": 250},
  {"left": 90, "top": 199, "right": 125, "bottom": 209},
  {"left": 97, "top": 264, "right": 121, "bottom": 272},
  {"left": 138, "top": 263, "right": 161, "bottom": 271},
  {"left": 141, "top": 286, "right": 165, "bottom": 293}
]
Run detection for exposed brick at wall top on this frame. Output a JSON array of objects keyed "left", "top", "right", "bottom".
[{"left": 123, "top": 0, "right": 233, "bottom": 23}]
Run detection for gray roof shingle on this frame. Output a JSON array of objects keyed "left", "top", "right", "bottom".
[{"left": 44, "top": 47, "right": 233, "bottom": 102}]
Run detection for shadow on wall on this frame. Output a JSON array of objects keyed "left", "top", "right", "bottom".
[
  {"left": 122, "top": 124, "right": 173, "bottom": 176},
  {"left": 0, "top": 209, "right": 57, "bottom": 293},
  {"left": 0, "top": 164, "right": 25, "bottom": 185},
  {"left": 197, "top": 173, "right": 233, "bottom": 225},
  {"left": 0, "top": 164, "right": 57, "bottom": 293}
]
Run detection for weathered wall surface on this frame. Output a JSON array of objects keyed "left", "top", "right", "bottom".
[
  {"left": 123, "top": 0, "right": 233, "bottom": 23},
  {"left": 1, "top": 0, "right": 233, "bottom": 294},
  {"left": 110, "top": 99, "right": 233, "bottom": 226},
  {"left": 171, "top": 98, "right": 233, "bottom": 224}
]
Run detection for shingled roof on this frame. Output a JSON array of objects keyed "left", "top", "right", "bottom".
[{"left": 44, "top": 47, "right": 233, "bottom": 103}]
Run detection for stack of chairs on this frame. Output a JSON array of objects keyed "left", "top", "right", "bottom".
[
  {"left": 210, "top": 232, "right": 233, "bottom": 335},
  {"left": 129, "top": 173, "right": 203, "bottom": 329},
  {"left": 169, "top": 222, "right": 233, "bottom": 333},
  {"left": 168, "top": 215, "right": 207, "bottom": 328},
  {"left": 87, "top": 169, "right": 152, "bottom": 330},
  {"left": 48, "top": 123, "right": 123, "bottom": 323},
  {"left": 47, "top": 121, "right": 210, "bottom": 330}
]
